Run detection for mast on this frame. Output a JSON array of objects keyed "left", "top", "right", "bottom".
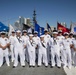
[{"left": 33, "top": 10, "right": 37, "bottom": 24}]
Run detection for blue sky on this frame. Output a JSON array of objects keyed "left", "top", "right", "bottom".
[{"left": 0, "top": 0, "right": 76, "bottom": 28}]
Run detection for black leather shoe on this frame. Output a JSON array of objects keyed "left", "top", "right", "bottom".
[
  {"left": 50, "top": 66, "right": 53, "bottom": 68},
  {"left": 37, "top": 65, "right": 41, "bottom": 67},
  {"left": 45, "top": 66, "right": 48, "bottom": 68},
  {"left": 33, "top": 66, "right": 35, "bottom": 68},
  {"left": 29, "top": 66, "right": 32, "bottom": 68},
  {"left": 13, "top": 66, "right": 16, "bottom": 68},
  {"left": 57, "top": 67, "right": 61, "bottom": 69},
  {"left": 22, "top": 66, "right": 25, "bottom": 67}
]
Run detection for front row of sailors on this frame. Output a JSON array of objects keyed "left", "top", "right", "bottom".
[{"left": 0, "top": 29, "right": 76, "bottom": 69}]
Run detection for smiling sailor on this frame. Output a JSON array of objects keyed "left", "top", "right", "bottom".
[
  {"left": 13, "top": 30, "right": 25, "bottom": 68},
  {"left": 0, "top": 31, "right": 10, "bottom": 67}
]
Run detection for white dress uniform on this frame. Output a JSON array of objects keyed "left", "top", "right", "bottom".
[
  {"left": 50, "top": 37, "right": 61, "bottom": 67},
  {"left": 33, "top": 36, "right": 40, "bottom": 47},
  {"left": 26, "top": 36, "right": 36, "bottom": 66},
  {"left": 69, "top": 37, "right": 75, "bottom": 64},
  {"left": 22, "top": 35, "right": 29, "bottom": 62},
  {"left": 33, "top": 36, "right": 40, "bottom": 60},
  {"left": 9, "top": 35, "right": 15, "bottom": 62},
  {"left": 44, "top": 34, "right": 51, "bottom": 63},
  {"left": 0, "top": 37, "right": 10, "bottom": 67},
  {"left": 72, "top": 39, "right": 76, "bottom": 67},
  {"left": 57, "top": 35, "right": 64, "bottom": 63},
  {"left": 13, "top": 36, "right": 25, "bottom": 67},
  {"left": 38, "top": 35, "right": 48, "bottom": 66},
  {"left": 61, "top": 38, "right": 72, "bottom": 69}
]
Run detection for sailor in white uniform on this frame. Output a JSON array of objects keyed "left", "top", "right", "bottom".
[
  {"left": 61, "top": 32, "right": 72, "bottom": 69},
  {"left": 9, "top": 30, "right": 15, "bottom": 62},
  {"left": 0, "top": 31, "right": 10, "bottom": 67},
  {"left": 38, "top": 35, "right": 48, "bottom": 67},
  {"left": 26, "top": 34, "right": 36, "bottom": 67},
  {"left": 57, "top": 30, "right": 64, "bottom": 63},
  {"left": 13, "top": 30, "right": 25, "bottom": 68},
  {"left": 44, "top": 29, "right": 51, "bottom": 64},
  {"left": 69, "top": 32, "right": 75, "bottom": 64},
  {"left": 50, "top": 30, "right": 61, "bottom": 68},
  {"left": 22, "top": 30, "right": 29, "bottom": 62},
  {"left": 72, "top": 38, "right": 76, "bottom": 68},
  {"left": 33, "top": 31, "right": 40, "bottom": 62}
]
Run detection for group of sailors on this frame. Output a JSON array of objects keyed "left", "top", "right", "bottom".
[{"left": 0, "top": 29, "right": 76, "bottom": 69}]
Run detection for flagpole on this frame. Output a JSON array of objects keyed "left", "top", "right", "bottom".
[{"left": 70, "top": 21, "right": 72, "bottom": 32}]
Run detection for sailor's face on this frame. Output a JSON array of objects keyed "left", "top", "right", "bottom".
[
  {"left": 16, "top": 32, "right": 21, "bottom": 36},
  {"left": 12, "top": 32, "right": 15, "bottom": 36},
  {"left": 40, "top": 37, "right": 44, "bottom": 41},
  {"left": 45, "top": 31, "right": 48, "bottom": 35},
  {"left": 69, "top": 35, "right": 73, "bottom": 38},
  {"left": 53, "top": 34, "right": 57, "bottom": 38},
  {"left": 23, "top": 32, "right": 27, "bottom": 36},
  {"left": 29, "top": 36, "right": 33, "bottom": 40},
  {"left": 64, "top": 35, "right": 68, "bottom": 38},
  {"left": 1, "top": 33, "right": 5, "bottom": 38},
  {"left": 34, "top": 33, "right": 37, "bottom": 37},
  {"left": 58, "top": 32, "right": 62, "bottom": 36}
]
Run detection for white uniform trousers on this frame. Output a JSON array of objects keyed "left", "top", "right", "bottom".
[
  {"left": 38, "top": 47, "right": 48, "bottom": 66},
  {"left": 63, "top": 49, "right": 71, "bottom": 67},
  {"left": 28, "top": 48, "right": 35, "bottom": 66},
  {"left": 71, "top": 48, "right": 75, "bottom": 64},
  {"left": 0, "top": 48, "right": 10, "bottom": 67},
  {"left": 47, "top": 46, "right": 50, "bottom": 63},
  {"left": 13, "top": 48, "right": 25, "bottom": 66},
  {"left": 25, "top": 48, "right": 29, "bottom": 62},
  {"left": 10, "top": 45, "right": 14, "bottom": 62},
  {"left": 60, "top": 45, "right": 64, "bottom": 63},
  {"left": 23, "top": 48, "right": 26, "bottom": 61},
  {"left": 51, "top": 48, "right": 61, "bottom": 67},
  {"left": 73, "top": 51, "right": 76, "bottom": 66},
  {"left": 23, "top": 48, "right": 29, "bottom": 62}
]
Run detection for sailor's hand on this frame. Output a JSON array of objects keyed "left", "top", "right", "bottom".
[{"left": 2, "top": 46, "right": 7, "bottom": 50}]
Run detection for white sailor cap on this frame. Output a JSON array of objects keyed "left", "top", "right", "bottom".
[
  {"left": 0, "top": 31, "right": 6, "bottom": 34},
  {"left": 23, "top": 30, "right": 27, "bottom": 33},
  {"left": 40, "top": 35, "right": 45, "bottom": 38},
  {"left": 58, "top": 30, "right": 62, "bottom": 33},
  {"left": 44, "top": 29, "right": 48, "bottom": 32},
  {"left": 53, "top": 30, "right": 58, "bottom": 34},
  {"left": 11, "top": 30, "right": 15, "bottom": 33},
  {"left": 29, "top": 34, "right": 33, "bottom": 37},
  {"left": 16, "top": 30, "right": 21, "bottom": 33},
  {"left": 69, "top": 32, "right": 73, "bottom": 35},
  {"left": 64, "top": 32, "right": 69, "bottom": 35},
  {"left": 34, "top": 31, "right": 38, "bottom": 34}
]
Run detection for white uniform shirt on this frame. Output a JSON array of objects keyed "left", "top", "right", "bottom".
[
  {"left": 26, "top": 39, "right": 36, "bottom": 51},
  {"left": 22, "top": 35, "right": 29, "bottom": 45},
  {"left": 57, "top": 35, "right": 64, "bottom": 48},
  {"left": 50, "top": 37, "right": 60, "bottom": 51},
  {"left": 69, "top": 37, "right": 75, "bottom": 44},
  {"left": 38, "top": 39, "right": 47, "bottom": 49},
  {"left": 72, "top": 39, "right": 76, "bottom": 48},
  {"left": 13, "top": 36, "right": 24, "bottom": 50},
  {"left": 57, "top": 35, "right": 64, "bottom": 42},
  {"left": 33, "top": 36, "right": 40, "bottom": 45},
  {"left": 44, "top": 34, "right": 51, "bottom": 47},
  {"left": 0, "top": 37, "right": 9, "bottom": 49},
  {"left": 9, "top": 35, "right": 15, "bottom": 45},
  {"left": 61, "top": 38, "right": 72, "bottom": 50}
]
